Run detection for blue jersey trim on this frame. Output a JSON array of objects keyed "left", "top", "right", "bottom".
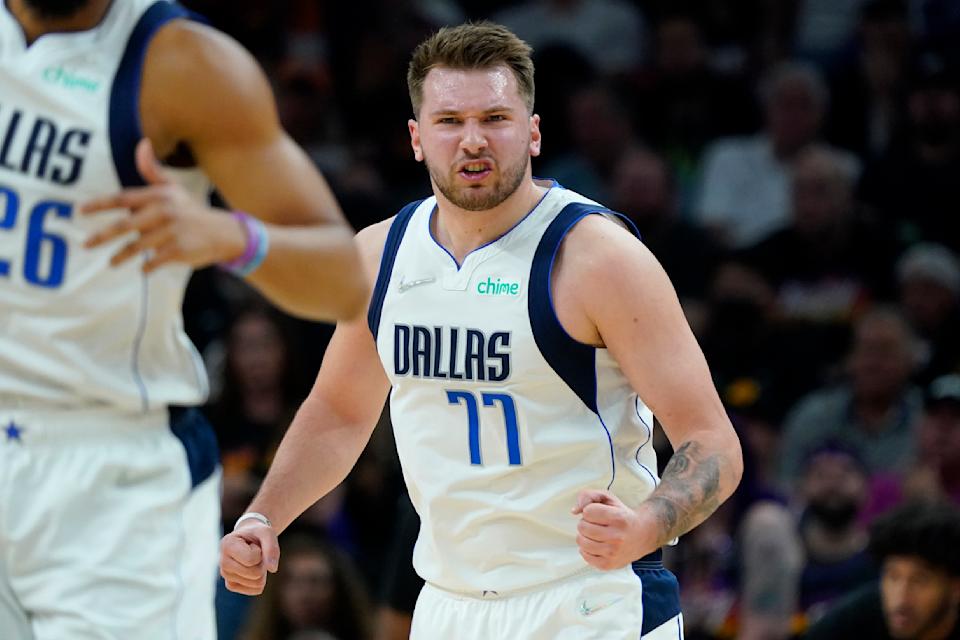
[
  {"left": 597, "top": 413, "right": 617, "bottom": 490},
  {"left": 634, "top": 396, "right": 659, "bottom": 486},
  {"left": 169, "top": 407, "right": 220, "bottom": 488},
  {"left": 109, "top": 1, "right": 192, "bottom": 187},
  {"left": 527, "top": 203, "right": 640, "bottom": 414},
  {"left": 368, "top": 200, "right": 423, "bottom": 339}
]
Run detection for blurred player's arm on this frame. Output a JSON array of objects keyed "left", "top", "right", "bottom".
[
  {"left": 560, "top": 216, "right": 743, "bottom": 569},
  {"left": 219, "top": 220, "right": 393, "bottom": 595},
  {"left": 86, "top": 20, "right": 366, "bottom": 321}
]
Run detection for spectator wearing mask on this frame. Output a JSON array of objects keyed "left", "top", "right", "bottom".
[{"left": 738, "top": 444, "right": 877, "bottom": 639}]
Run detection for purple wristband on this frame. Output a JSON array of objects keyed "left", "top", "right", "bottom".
[{"left": 221, "top": 211, "right": 260, "bottom": 271}]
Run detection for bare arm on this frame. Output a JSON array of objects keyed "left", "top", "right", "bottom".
[
  {"left": 558, "top": 216, "right": 743, "bottom": 562},
  {"left": 246, "top": 219, "right": 392, "bottom": 531},
  {"left": 219, "top": 220, "right": 392, "bottom": 594},
  {"left": 139, "top": 21, "right": 366, "bottom": 320}
]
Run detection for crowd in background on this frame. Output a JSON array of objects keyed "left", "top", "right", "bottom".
[{"left": 173, "top": 1, "right": 960, "bottom": 638}]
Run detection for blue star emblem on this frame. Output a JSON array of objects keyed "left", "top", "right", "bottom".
[{"left": 5, "top": 421, "right": 23, "bottom": 442}]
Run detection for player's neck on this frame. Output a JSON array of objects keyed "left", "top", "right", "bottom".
[
  {"left": 8, "top": 0, "right": 113, "bottom": 44},
  {"left": 433, "top": 176, "right": 548, "bottom": 265}
]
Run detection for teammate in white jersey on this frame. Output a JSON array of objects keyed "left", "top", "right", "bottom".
[
  {"left": 221, "top": 22, "right": 743, "bottom": 640},
  {"left": 0, "top": 0, "right": 367, "bottom": 638}
]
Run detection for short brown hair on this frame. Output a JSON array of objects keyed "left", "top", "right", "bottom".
[{"left": 407, "top": 21, "right": 535, "bottom": 117}]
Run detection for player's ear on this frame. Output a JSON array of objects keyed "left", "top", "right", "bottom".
[
  {"left": 409, "top": 119, "right": 423, "bottom": 162},
  {"left": 529, "top": 114, "right": 541, "bottom": 158}
]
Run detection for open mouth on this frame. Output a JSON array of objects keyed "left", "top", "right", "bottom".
[{"left": 458, "top": 161, "right": 493, "bottom": 182}]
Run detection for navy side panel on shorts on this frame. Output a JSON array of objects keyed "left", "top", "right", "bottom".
[
  {"left": 368, "top": 200, "right": 424, "bottom": 340},
  {"left": 633, "top": 551, "right": 682, "bottom": 635},
  {"left": 169, "top": 407, "right": 219, "bottom": 488}
]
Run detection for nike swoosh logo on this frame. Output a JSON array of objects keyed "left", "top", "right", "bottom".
[
  {"left": 397, "top": 276, "right": 436, "bottom": 292},
  {"left": 579, "top": 596, "right": 624, "bottom": 617}
]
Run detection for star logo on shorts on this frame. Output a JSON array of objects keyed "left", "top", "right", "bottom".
[{"left": 4, "top": 421, "right": 23, "bottom": 443}]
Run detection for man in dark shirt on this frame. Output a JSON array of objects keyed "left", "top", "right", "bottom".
[{"left": 805, "top": 500, "right": 960, "bottom": 639}]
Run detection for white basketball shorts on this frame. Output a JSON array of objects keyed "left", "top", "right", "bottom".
[
  {"left": 410, "top": 551, "right": 683, "bottom": 639},
  {"left": 0, "top": 403, "right": 221, "bottom": 640}
]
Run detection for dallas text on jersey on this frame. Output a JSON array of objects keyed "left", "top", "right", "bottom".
[
  {"left": 0, "top": 104, "right": 91, "bottom": 186},
  {"left": 393, "top": 324, "right": 512, "bottom": 382}
]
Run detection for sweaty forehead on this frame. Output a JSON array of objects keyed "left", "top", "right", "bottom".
[{"left": 422, "top": 66, "right": 521, "bottom": 112}]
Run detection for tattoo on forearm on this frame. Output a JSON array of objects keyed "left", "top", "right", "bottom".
[{"left": 645, "top": 441, "right": 723, "bottom": 545}]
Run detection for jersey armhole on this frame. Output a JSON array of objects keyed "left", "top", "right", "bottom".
[
  {"left": 527, "top": 203, "right": 640, "bottom": 414},
  {"left": 367, "top": 200, "right": 424, "bottom": 339},
  {"left": 108, "top": 1, "right": 199, "bottom": 187}
]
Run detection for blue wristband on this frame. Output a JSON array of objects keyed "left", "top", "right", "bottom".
[
  {"left": 220, "top": 212, "right": 269, "bottom": 277},
  {"left": 238, "top": 219, "right": 270, "bottom": 276}
]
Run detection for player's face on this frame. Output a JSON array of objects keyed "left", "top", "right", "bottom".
[
  {"left": 22, "top": 0, "right": 90, "bottom": 18},
  {"left": 881, "top": 556, "right": 960, "bottom": 639},
  {"left": 409, "top": 65, "right": 541, "bottom": 212}
]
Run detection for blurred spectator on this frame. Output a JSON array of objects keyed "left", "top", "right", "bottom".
[
  {"left": 742, "top": 144, "right": 897, "bottom": 326},
  {"left": 241, "top": 535, "right": 373, "bottom": 640},
  {"left": 805, "top": 499, "right": 960, "bottom": 639},
  {"left": 897, "top": 244, "right": 960, "bottom": 383},
  {"left": 696, "top": 62, "right": 856, "bottom": 248},
  {"left": 632, "top": 11, "right": 756, "bottom": 184},
  {"left": 492, "top": 0, "right": 647, "bottom": 75},
  {"left": 907, "top": 376, "right": 960, "bottom": 505},
  {"left": 207, "top": 305, "right": 305, "bottom": 489},
  {"left": 777, "top": 307, "right": 923, "bottom": 487},
  {"left": 867, "top": 375, "right": 960, "bottom": 518},
  {"left": 701, "top": 261, "right": 833, "bottom": 425},
  {"left": 793, "top": 0, "right": 870, "bottom": 69},
  {"left": 610, "top": 147, "right": 722, "bottom": 301},
  {"left": 738, "top": 444, "right": 877, "bottom": 639},
  {"left": 542, "top": 83, "right": 638, "bottom": 201},
  {"left": 859, "top": 48, "right": 960, "bottom": 250},
  {"left": 827, "top": 0, "right": 912, "bottom": 158}
]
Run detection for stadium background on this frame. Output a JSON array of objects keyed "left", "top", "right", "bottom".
[{"left": 174, "top": 1, "right": 960, "bottom": 638}]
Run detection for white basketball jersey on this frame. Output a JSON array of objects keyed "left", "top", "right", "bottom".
[
  {"left": 0, "top": 0, "right": 210, "bottom": 411},
  {"left": 369, "top": 184, "right": 660, "bottom": 594}
]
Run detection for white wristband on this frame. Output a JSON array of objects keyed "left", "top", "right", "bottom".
[{"left": 234, "top": 512, "right": 272, "bottom": 530}]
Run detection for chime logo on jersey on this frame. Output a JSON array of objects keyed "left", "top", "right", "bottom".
[
  {"left": 393, "top": 324, "right": 512, "bottom": 382},
  {"left": 476, "top": 276, "right": 521, "bottom": 296},
  {"left": 41, "top": 66, "right": 102, "bottom": 93}
]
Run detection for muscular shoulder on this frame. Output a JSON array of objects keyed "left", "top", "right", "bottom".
[
  {"left": 552, "top": 213, "right": 669, "bottom": 345},
  {"left": 140, "top": 20, "right": 278, "bottom": 156},
  {"left": 356, "top": 217, "right": 395, "bottom": 281},
  {"left": 557, "top": 213, "right": 660, "bottom": 295}
]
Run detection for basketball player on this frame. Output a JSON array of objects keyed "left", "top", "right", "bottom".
[
  {"left": 0, "top": 0, "right": 366, "bottom": 638},
  {"left": 221, "top": 22, "right": 743, "bottom": 640}
]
